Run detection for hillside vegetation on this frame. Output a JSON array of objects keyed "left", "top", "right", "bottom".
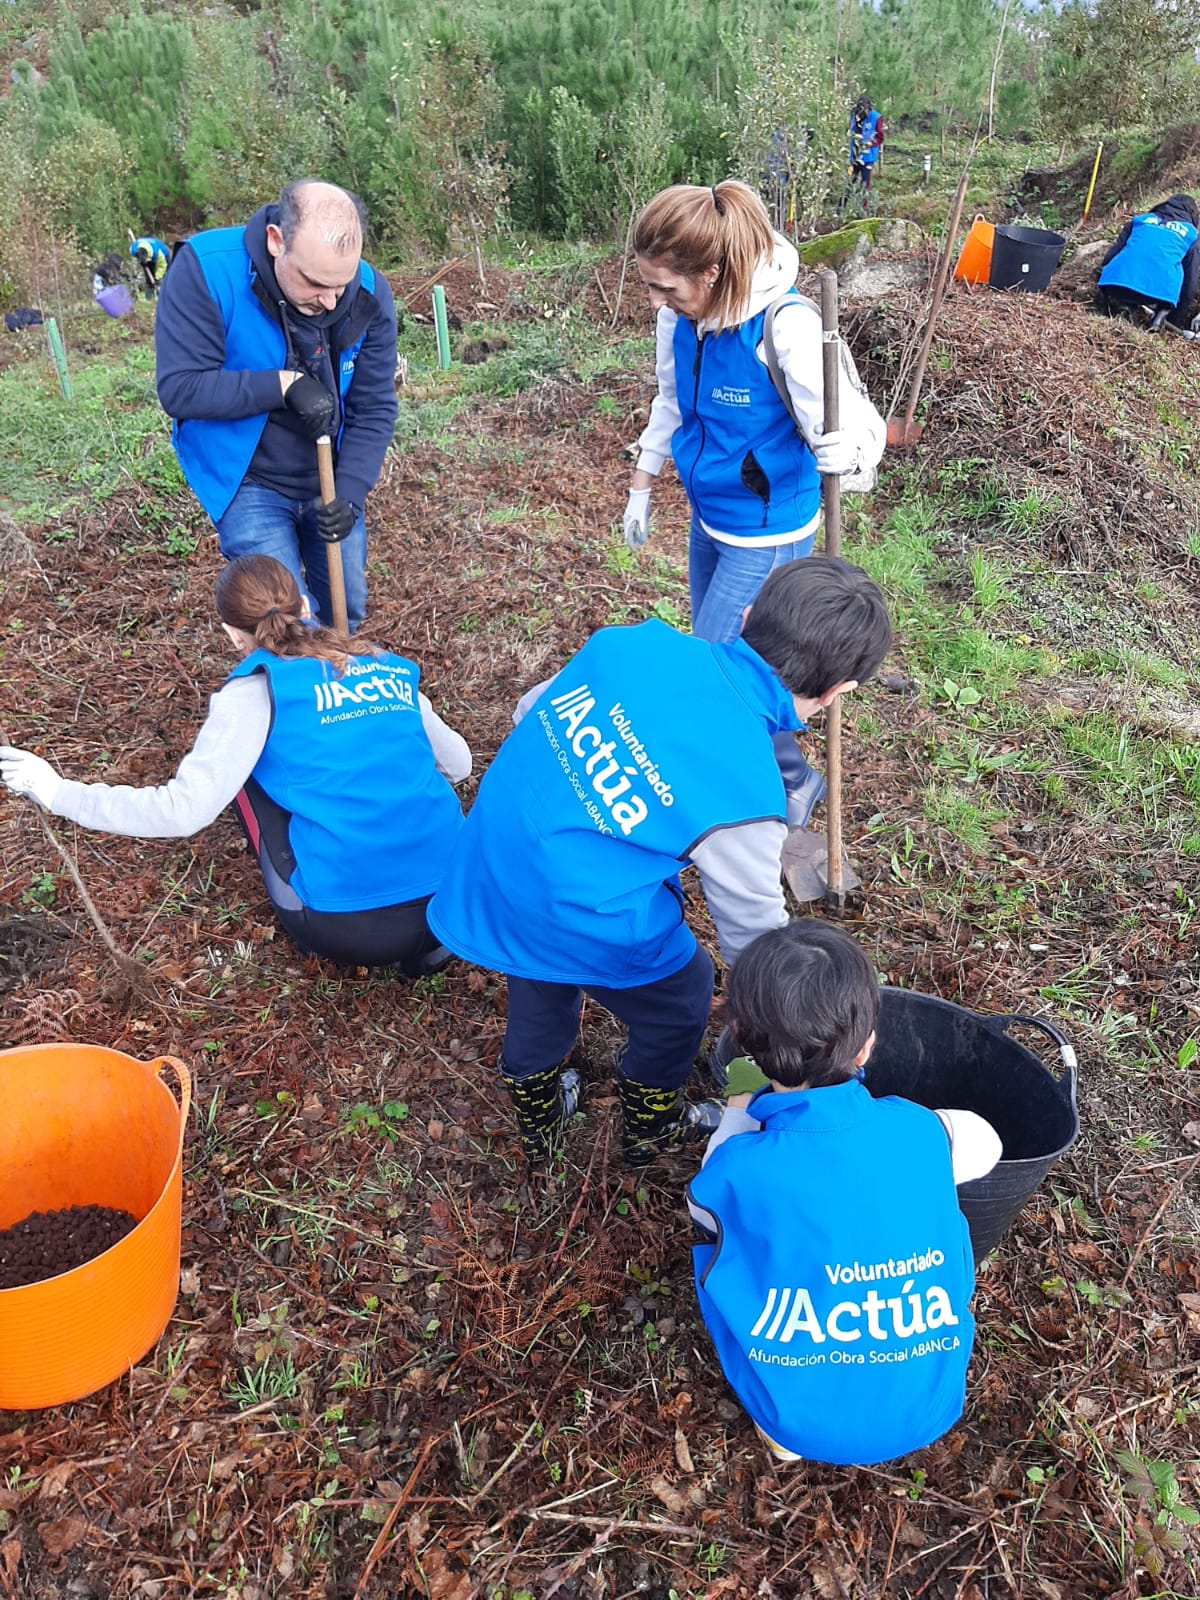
[{"left": 2, "top": 0, "right": 1200, "bottom": 302}]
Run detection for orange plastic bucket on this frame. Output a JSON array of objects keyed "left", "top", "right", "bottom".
[
  {"left": 0, "top": 1045, "right": 190, "bottom": 1409},
  {"left": 954, "top": 214, "right": 994, "bottom": 284}
]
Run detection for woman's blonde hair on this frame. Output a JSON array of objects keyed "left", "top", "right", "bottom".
[
  {"left": 632, "top": 179, "right": 776, "bottom": 332},
  {"left": 215, "top": 554, "right": 377, "bottom": 669}
]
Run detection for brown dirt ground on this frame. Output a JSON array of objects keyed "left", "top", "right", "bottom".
[{"left": 0, "top": 253, "right": 1198, "bottom": 1600}]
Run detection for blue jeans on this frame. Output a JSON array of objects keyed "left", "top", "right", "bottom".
[
  {"left": 215, "top": 481, "right": 368, "bottom": 632},
  {"left": 502, "top": 945, "right": 715, "bottom": 1090},
  {"left": 687, "top": 516, "right": 814, "bottom": 644},
  {"left": 688, "top": 516, "right": 824, "bottom": 822}
]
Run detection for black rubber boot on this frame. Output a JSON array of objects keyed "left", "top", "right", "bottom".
[
  {"left": 617, "top": 1076, "right": 722, "bottom": 1166},
  {"left": 500, "top": 1059, "right": 582, "bottom": 1163}
]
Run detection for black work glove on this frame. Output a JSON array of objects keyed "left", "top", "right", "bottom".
[
  {"left": 284, "top": 375, "right": 336, "bottom": 439},
  {"left": 315, "top": 497, "right": 358, "bottom": 544}
]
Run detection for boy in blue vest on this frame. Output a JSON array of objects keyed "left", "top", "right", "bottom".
[
  {"left": 1096, "top": 194, "right": 1199, "bottom": 334},
  {"left": 427, "top": 557, "right": 891, "bottom": 1166},
  {"left": 689, "top": 921, "right": 1001, "bottom": 1465}
]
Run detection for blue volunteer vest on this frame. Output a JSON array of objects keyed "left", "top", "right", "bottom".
[
  {"left": 671, "top": 301, "right": 821, "bottom": 539},
  {"left": 851, "top": 110, "right": 882, "bottom": 167},
  {"left": 228, "top": 649, "right": 464, "bottom": 913},
  {"left": 173, "top": 227, "right": 376, "bottom": 522},
  {"left": 1098, "top": 212, "right": 1198, "bottom": 306},
  {"left": 689, "top": 1079, "right": 975, "bottom": 1465},
  {"left": 131, "top": 236, "right": 169, "bottom": 274},
  {"left": 428, "top": 622, "right": 797, "bottom": 987}
]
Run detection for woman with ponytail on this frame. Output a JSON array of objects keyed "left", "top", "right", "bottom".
[
  {"left": 0, "top": 555, "right": 471, "bottom": 973},
  {"left": 623, "top": 179, "right": 887, "bottom": 824}
]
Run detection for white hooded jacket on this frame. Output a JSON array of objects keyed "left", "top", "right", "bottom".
[{"left": 635, "top": 231, "right": 886, "bottom": 546}]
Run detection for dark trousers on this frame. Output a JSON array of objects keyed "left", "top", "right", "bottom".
[
  {"left": 1096, "top": 284, "right": 1173, "bottom": 321},
  {"left": 272, "top": 895, "right": 445, "bottom": 974},
  {"left": 232, "top": 786, "right": 445, "bottom": 974},
  {"left": 503, "top": 944, "right": 715, "bottom": 1089}
]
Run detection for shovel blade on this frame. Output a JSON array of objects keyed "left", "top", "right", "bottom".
[
  {"left": 781, "top": 828, "right": 862, "bottom": 904},
  {"left": 887, "top": 416, "right": 924, "bottom": 449}
]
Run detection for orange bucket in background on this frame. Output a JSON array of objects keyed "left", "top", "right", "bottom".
[
  {"left": 0, "top": 1045, "right": 190, "bottom": 1409},
  {"left": 954, "top": 214, "right": 995, "bottom": 285}
]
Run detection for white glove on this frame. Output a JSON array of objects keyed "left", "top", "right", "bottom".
[
  {"left": 811, "top": 429, "right": 860, "bottom": 477},
  {"left": 622, "top": 488, "right": 651, "bottom": 552},
  {"left": 0, "top": 747, "right": 61, "bottom": 810}
]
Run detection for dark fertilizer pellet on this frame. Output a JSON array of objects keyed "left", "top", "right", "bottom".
[{"left": 0, "top": 1204, "right": 138, "bottom": 1289}]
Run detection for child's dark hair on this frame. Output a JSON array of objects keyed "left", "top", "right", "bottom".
[
  {"left": 741, "top": 556, "right": 891, "bottom": 699},
  {"left": 727, "top": 919, "right": 879, "bottom": 1089}
]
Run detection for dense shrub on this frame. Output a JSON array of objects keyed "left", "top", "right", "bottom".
[{"left": 2, "top": 0, "right": 1195, "bottom": 286}]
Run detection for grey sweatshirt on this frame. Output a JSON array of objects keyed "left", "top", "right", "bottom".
[{"left": 46, "top": 674, "right": 471, "bottom": 838}]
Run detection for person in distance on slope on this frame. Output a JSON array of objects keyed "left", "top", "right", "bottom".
[{"left": 847, "top": 94, "right": 885, "bottom": 209}]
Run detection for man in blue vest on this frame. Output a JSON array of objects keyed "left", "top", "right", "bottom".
[
  {"left": 1096, "top": 194, "right": 1199, "bottom": 335},
  {"left": 155, "top": 180, "right": 399, "bottom": 631},
  {"left": 427, "top": 557, "right": 891, "bottom": 1167},
  {"left": 847, "top": 95, "right": 884, "bottom": 211}
]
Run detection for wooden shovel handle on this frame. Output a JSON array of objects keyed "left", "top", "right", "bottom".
[
  {"left": 818, "top": 270, "right": 845, "bottom": 908},
  {"left": 316, "top": 435, "right": 349, "bottom": 635}
]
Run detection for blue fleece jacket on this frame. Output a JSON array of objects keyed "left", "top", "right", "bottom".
[{"left": 155, "top": 205, "right": 398, "bottom": 521}]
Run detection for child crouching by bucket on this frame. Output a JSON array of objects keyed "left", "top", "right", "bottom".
[{"left": 688, "top": 920, "right": 1002, "bottom": 1466}]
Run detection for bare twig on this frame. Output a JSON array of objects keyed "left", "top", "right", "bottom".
[{"left": 352, "top": 1432, "right": 444, "bottom": 1599}]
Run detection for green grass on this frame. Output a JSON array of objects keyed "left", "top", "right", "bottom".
[
  {"left": 922, "top": 783, "right": 1008, "bottom": 853},
  {"left": 0, "top": 337, "right": 183, "bottom": 519}
]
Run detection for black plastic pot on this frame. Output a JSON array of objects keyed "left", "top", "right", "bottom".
[
  {"left": 988, "top": 224, "right": 1066, "bottom": 292},
  {"left": 867, "top": 989, "right": 1078, "bottom": 1260},
  {"left": 707, "top": 990, "right": 1079, "bottom": 1262}
]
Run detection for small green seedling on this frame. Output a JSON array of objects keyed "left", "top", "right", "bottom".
[
  {"left": 21, "top": 870, "right": 57, "bottom": 909},
  {"left": 939, "top": 678, "right": 983, "bottom": 712},
  {"left": 342, "top": 1101, "right": 409, "bottom": 1140},
  {"left": 1116, "top": 1450, "right": 1200, "bottom": 1578}
]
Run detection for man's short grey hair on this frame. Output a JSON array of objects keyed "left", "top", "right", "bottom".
[{"left": 277, "top": 181, "right": 368, "bottom": 253}]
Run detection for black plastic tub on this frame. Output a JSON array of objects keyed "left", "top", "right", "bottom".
[
  {"left": 867, "top": 988, "right": 1078, "bottom": 1260},
  {"left": 707, "top": 991, "right": 1079, "bottom": 1262},
  {"left": 988, "top": 224, "right": 1066, "bottom": 292}
]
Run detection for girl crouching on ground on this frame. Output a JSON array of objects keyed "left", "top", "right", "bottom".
[{"left": 0, "top": 555, "right": 471, "bottom": 974}]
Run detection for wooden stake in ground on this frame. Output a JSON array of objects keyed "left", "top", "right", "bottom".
[
  {"left": 819, "top": 269, "right": 846, "bottom": 911},
  {"left": 316, "top": 436, "right": 350, "bottom": 635},
  {"left": 888, "top": 166, "right": 970, "bottom": 449}
]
